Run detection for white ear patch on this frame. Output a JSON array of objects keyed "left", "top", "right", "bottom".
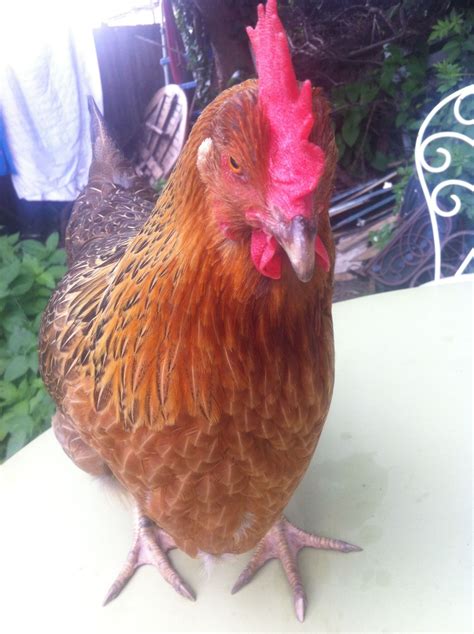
[{"left": 197, "top": 137, "right": 213, "bottom": 170}]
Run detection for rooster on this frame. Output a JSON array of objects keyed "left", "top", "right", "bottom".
[{"left": 39, "top": 0, "right": 360, "bottom": 622}]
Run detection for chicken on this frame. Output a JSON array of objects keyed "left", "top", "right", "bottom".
[{"left": 39, "top": 0, "right": 360, "bottom": 622}]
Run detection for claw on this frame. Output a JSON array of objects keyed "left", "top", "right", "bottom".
[
  {"left": 294, "top": 594, "right": 306, "bottom": 623},
  {"left": 232, "top": 516, "right": 361, "bottom": 622},
  {"left": 103, "top": 506, "right": 195, "bottom": 605}
]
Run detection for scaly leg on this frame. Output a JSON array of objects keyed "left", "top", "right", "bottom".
[
  {"left": 232, "top": 516, "right": 361, "bottom": 622},
  {"left": 104, "top": 505, "right": 195, "bottom": 604}
]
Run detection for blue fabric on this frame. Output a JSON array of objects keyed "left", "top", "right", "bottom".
[{"left": 0, "top": 114, "right": 15, "bottom": 176}]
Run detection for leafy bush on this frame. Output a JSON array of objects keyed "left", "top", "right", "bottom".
[
  {"left": 332, "top": 8, "right": 474, "bottom": 182},
  {"left": 0, "top": 232, "right": 66, "bottom": 461},
  {"left": 174, "top": 0, "right": 213, "bottom": 108},
  {"left": 334, "top": 8, "right": 474, "bottom": 249}
]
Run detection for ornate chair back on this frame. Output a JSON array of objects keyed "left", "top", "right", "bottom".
[{"left": 414, "top": 85, "right": 474, "bottom": 281}]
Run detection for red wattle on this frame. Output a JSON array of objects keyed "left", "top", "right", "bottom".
[
  {"left": 315, "top": 236, "right": 330, "bottom": 272},
  {"left": 250, "top": 230, "right": 282, "bottom": 279},
  {"left": 251, "top": 230, "right": 330, "bottom": 279}
]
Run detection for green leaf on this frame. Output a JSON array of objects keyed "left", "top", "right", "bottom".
[
  {"left": 46, "top": 250, "right": 67, "bottom": 266},
  {"left": 434, "top": 60, "right": 462, "bottom": 80},
  {"left": 464, "top": 37, "right": 474, "bottom": 53},
  {"left": 429, "top": 10, "right": 464, "bottom": 43},
  {"left": 359, "top": 83, "right": 379, "bottom": 105},
  {"left": 6, "top": 427, "right": 28, "bottom": 458},
  {"left": 4, "top": 356, "right": 29, "bottom": 381},
  {"left": 15, "top": 378, "right": 30, "bottom": 401},
  {"left": 4, "top": 411, "right": 34, "bottom": 430},
  {"left": 28, "top": 351, "right": 39, "bottom": 374},
  {"left": 370, "top": 151, "right": 389, "bottom": 171},
  {"left": 36, "top": 271, "right": 56, "bottom": 289},
  {"left": 1, "top": 259, "right": 21, "bottom": 286},
  {"left": 402, "top": 77, "right": 420, "bottom": 95},
  {"left": 46, "top": 265, "right": 67, "bottom": 282},
  {"left": 385, "top": 44, "right": 404, "bottom": 64},
  {"left": 369, "top": 222, "right": 395, "bottom": 250},
  {"left": 395, "top": 112, "right": 408, "bottom": 128},
  {"left": 33, "top": 313, "right": 45, "bottom": 332},
  {"left": 407, "top": 119, "right": 422, "bottom": 131},
  {"left": 37, "top": 286, "right": 56, "bottom": 298},
  {"left": 22, "top": 297, "right": 48, "bottom": 317},
  {"left": 10, "top": 399, "right": 30, "bottom": 416},
  {"left": 0, "top": 239, "right": 15, "bottom": 263},
  {"left": 0, "top": 381, "right": 18, "bottom": 403},
  {"left": 21, "top": 253, "right": 43, "bottom": 276},
  {"left": 331, "top": 86, "right": 346, "bottom": 109},
  {"left": 6, "top": 232, "right": 20, "bottom": 246},
  {"left": 406, "top": 58, "right": 425, "bottom": 80},
  {"left": 345, "top": 83, "right": 360, "bottom": 104},
  {"left": 434, "top": 58, "right": 463, "bottom": 92},
  {"left": 335, "top": 132, "right": 346, "bottom": 159},
  {"left": 341, "top": 113, "right": 361, "bottom": 148},
  {"left": 0, "top": 419, "right": 8, "bottom": 442},
  {"left": 20, "top": 240, "right": 48, "bottom": 260},
  {"left": 380, "top": 71, "right": 396, "bottom": 96},
  {"left": 29, "top": 388, "right": 47, "bottom": 413},
  {"left": 441, "top": 39, "right": 462, "bottom": 62},
  {"left": 45, "top": 232, "right": 59, "bottom": 251},
  {"left": 6, "top": 328, "right": 27, "bottom": 354},
  {"left": 9, "top": 274, "right": 34, "bottom": 296},
  {"left": 46, "top": 231, "right": 59, "bottom": 251},
  {"left": 2, "top": 310, "right": 28, "bottom": 334}
]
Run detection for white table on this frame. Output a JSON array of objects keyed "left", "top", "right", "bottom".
[{"left": 1, "top": 280, "right": 472, "bottom": 633}]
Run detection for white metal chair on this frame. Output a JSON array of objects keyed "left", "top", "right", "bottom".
[{"left": 414, "top": 84, "right": 474, "bottom": 281}]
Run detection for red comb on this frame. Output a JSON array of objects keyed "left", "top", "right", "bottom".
[{"left": 247, "top": 0, "right": 325, "bottom": 217}]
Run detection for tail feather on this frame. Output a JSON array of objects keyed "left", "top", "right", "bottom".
[
  {"left": 87, "top": 97, "right": 117, "bottom": 163},
  {"left": 64, "top": 98, "right": 156, "bottom": 266},
  {"left": 87, "top": 97, "right": 135, "bottom": 189}
]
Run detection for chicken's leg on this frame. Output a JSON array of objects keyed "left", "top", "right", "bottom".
[
  {"left": 104, "top": 506, "right": 195, "bottom": 604},
  {"left": 232, "top": 516, "right": 361, "bottom": 622}
]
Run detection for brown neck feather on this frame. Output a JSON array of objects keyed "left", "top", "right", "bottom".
[{"left": 89, "top": 82, "right": 335, "bottom": 427}]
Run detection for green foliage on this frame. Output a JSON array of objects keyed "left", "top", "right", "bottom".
[
  {"left": 0, "top": 232, "right": 66, "bottom": 462},
  {"left": 153, "top": 178, "right": 167, "bottom": 195},
  {"left": 391, "top": 165, "right": 413, "bottom": 209},
  {"left": 428, "top": 10, "right": 464, "bottom": 43},
  {"left": 332, "top": 7, "right": 474, "bottom": 206},
  {"left": 369, "top": 222, "right": 395, "bottom": 251},
  {"left": 433, "top": 60, "right": 462, "bottom": 94},
  {"left": 173, "top": 0, "right": 214, "bottom": 108}
]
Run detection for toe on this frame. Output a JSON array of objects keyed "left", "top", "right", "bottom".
[
  {"left": 231, "top": 516, "right": 361, "bottom": 621},
  {"left": 103, "top": 506, "right": 195, "bottom": 605}
]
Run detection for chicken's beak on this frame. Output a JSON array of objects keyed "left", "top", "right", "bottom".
[{"left": 275, "top": 215, "right": 317, "bottom": 283}]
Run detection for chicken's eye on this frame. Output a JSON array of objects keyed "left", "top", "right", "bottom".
[{"left": 229, "top": 156, "right": 242, "bottom": 174}]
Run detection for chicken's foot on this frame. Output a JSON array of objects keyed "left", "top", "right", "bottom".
[
  {"left": 104, "top": 506, "right": 195, "bottom": 604},
  {"left": 231, "top": 516, "right": 361, "bottom": 622}
]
